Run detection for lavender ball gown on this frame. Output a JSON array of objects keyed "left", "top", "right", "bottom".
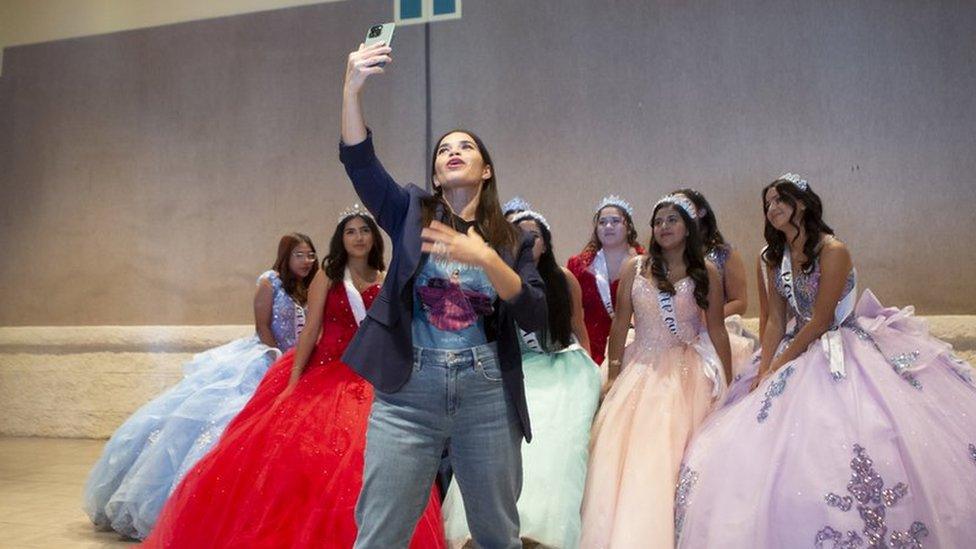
[{"left": 675, "top": 250, "right": 976, "bottom": 548}]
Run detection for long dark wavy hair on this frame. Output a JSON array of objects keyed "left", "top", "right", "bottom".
[
  {"left": 760, "top": 178, "right": 833, "bottom": 273},
  {"left": 423, "top": 129, "right": 519, "bottom": 253},
  {"left": 645, "top": 201, "right": 710, "bottom": 310},
  {"left": 323, "top": 214, "right": 386, "bottom": 283},
  {"left": 272, "top": 233, "right": 318, "bottom": 305},
  {"left": 581, "top": 205, "right": 641, "bottom": 256},
  {"left": 512, "top": 213, "right": 573, "bottom": 349},
  {"left": 676, "top": 188, "right": 726, "bottom": 252}
]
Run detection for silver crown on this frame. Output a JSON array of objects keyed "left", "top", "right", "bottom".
[
  {"left": 510, "top": 209, "right": 551, "bottom": 232},
  {"left": 654, "top": 193, "right": 698, "bottom": 220},
  {"left": 337, "top": 203, "right": 373, "bottom": 223},
  {"left": 779, "top": 172, "right": 810, "bottom": 191},
  {"left": 596, "top": 194, "right": 634, "bottom": 216},
  {"left": 674, "top": 189, "right": 706, "bottom": 219},
  {"left": 502, "top": 196, "right": 533, "bottom": 215}
]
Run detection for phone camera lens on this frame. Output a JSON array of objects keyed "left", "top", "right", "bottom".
[{"left": 369, "top": 26, "right": 381, "bottom": 38}]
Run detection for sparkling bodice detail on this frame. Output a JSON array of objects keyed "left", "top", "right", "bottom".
[
  {"left": 313, "top": 282, "right": 381, "bottom": 365},
  {"left": 773, "top": 259, "right": 857, "bottom": 329},
  {"left": 631, "top": 261, "right": 704, "bottom": 350},
  {"left": 705, "top": 244, "right": 732, "bottom": 278},
  {"left": 259, "top": 270, "right": 305, "bottom": 352}
]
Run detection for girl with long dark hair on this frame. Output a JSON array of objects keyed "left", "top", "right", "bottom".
[
  {"left": 580, "top": 194, "right": 732, "bottom": 548},
  {"left": 145, "top": 209, "right": 445, "bottom": 548},
  {"left": 339, "top": 42, "right": 546, "bottom": 548},
  {"left": 84, "top": 233, "right": 318, "bottom": 539},
  {"left": 673, "top": 188, "right": 759, "bottom": 383},
  {"left": 567, "top": 196, "right": 644, "bottom": 365},
  {"left": 674, "top": 174, "right": 976, "bottom": 548},
  {"left": 443, "top": 209, "right": 600, "bottom": 548},
  {"left": 673, "top": 188, "right": 749, "bottom": 317}
]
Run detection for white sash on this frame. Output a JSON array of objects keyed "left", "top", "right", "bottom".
[
  {"left": 645, "top": 257, "right": 725, "bottom": 398},
  {"left": 592, "top": 250, "right": 616, "bottom": 318},
  {"left": 778, "top": 248, "right": 799, "bottom": 318},
  {"left": 343, "top": 268, "right": 367, "bottom": 326},
  {"left": 519, "top": 328, "right": 545, "bottom": 353},
  {"left": 293, "top": 302, "right": 307, "bottom": 343},
  {"left": 760, "top": 246, "right": 770, "bottom": 293},
  {"left": 779, "top": 246, "right": 857, "bottom": 379}
]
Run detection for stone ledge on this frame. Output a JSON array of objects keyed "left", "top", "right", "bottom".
[
  {"left": 0, "top": 325, "right": 253, "bottom": 354},
  {"left": 1, "top": 320, "right": 973, "bottom": 438}
]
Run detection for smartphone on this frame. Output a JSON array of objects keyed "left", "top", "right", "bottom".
[{"left": 364, "top": 23, "right": 395, "bottom": 67}]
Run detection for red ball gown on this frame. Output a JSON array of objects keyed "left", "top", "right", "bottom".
[{"left": 143, "top": 282, "right": 445, "bottom": 548}]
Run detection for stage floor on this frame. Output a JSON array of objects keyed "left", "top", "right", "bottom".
[{"left": 0, "top": 437, "right": 134, "bottom": 548}]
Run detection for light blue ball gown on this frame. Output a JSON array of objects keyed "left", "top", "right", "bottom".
[{"left": 82, "top": 270, "right": 305, "bottom": 539}]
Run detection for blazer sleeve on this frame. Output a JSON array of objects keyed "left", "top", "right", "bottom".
[
  {"left": 339, "top": 130, "right": 410, "bottom": 236},
  {"left": 503, "top": 231, "right": 548, "bottom": 333}
]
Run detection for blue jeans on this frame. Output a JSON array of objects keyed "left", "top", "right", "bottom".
[{"left": 354, "top": 343, "right": 522, "bottom": 549}]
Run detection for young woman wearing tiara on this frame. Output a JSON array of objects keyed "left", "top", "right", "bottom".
[
  {"left": 443, "top": 209, "right": 600, "bottom": 549},
  {"left": 674, "top": 174, "right": 976, "bottom": 548},
  {"left": 340, "top": 41, "right": 546, "bottom": 548},
  {"left": 83, "top": 233, "right": 318, "bottom": 539},
  {"left": 579, "top": 194, "right": 732, "bottom": 548},
  {"left": 567, "top": 195, "right": 645, "bottom": 366},
  {"left": 144, "top": 208, "right": 445, "bottom": 548}
]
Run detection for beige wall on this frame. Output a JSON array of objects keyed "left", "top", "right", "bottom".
[
  {"left": 1, "top": 0, "right": 974, "bottom": 326},
  {"left": 429, "top": 1, "right": 976, "bottom": 316}
]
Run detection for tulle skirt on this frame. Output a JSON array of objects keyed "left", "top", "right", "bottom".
[
  {"left": 443, "top": 347, "right": 601, "bottom": 548},
  {"left": 143, "top": 348, "right": 445, "bottom": 548},
  {"left": 676, "top": 291, "right": 976, "bottom": 548},
  {"left": 83, "top": 335, "right": 279, "bottom": 539}
]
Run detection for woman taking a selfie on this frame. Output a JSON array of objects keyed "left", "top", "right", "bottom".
[{"left": 339, "top": 39, "right": 547, "bottom": 548}]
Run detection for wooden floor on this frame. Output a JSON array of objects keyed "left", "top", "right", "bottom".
[{"left": 0, "top": 437, "right": 135, "bottom": 548}]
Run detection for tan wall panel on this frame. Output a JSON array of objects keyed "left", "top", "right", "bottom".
[
  {"left": 426, "top": 1, "right": 976, "bottom": 315},
  {"left": 1, "top": 1, "right": 974, "bottom": 326},
  {"left": 0, "top": 0, "right": 425, "bottom": 325}
]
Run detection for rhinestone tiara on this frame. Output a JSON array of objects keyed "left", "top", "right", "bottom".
[
  {"left": 778, "top": 172, "right": 810, "bottom": 191},
  {"left": 654, "top": 193, "right": 698, "bottom": 220},
  {"left": 502, "top": 196, "right": 533, "bottom": 215},
  {"left": 510, "top": 209, "right": 551, "bottom": 232},
  {"left": 596, "top": 194, "right": 634, "bottom": 217},
  {"left": 337, "top": 203, "right": 373, "bottom": 223}
]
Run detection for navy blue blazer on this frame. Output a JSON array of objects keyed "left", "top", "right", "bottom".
[{"left": 339, "top": 133, "right": 547, "bottom": 441}]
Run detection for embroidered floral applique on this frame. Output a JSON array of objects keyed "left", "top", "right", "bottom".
[
  {"left": 674, "top": 464, "right": 699, "bottom": 544},
  {"left": 849, "top": 326, "right": 923, "bottom": 391},
  {"left": 815, "top": 444, "right": 928, "bottom": 548},
  {"left": 757, "top": 365, "right": 796, "bottom": 423}
]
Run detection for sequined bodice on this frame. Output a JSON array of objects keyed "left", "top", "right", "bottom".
[
  {"left": 259, "top": 270, "right": 305, "bottom": 352},
  {"left": 774, "top": 259, "right": 857, "bottom": 326},
  {"left": 311, "top": 281, "right": 381, "bottom": 365},
  {"left": 631, "top": 265, "right": 704, "bottom": 350},
  {"left": 705, "top": 244, "right": 732, "bottom": 278}
]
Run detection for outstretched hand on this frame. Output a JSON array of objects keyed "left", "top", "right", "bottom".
[
  {"left": 344, "top": 42, "right": 393, "bottom": 95},
  {"left": 421, "top": 220, "right": 492, "bottom": 267}
]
